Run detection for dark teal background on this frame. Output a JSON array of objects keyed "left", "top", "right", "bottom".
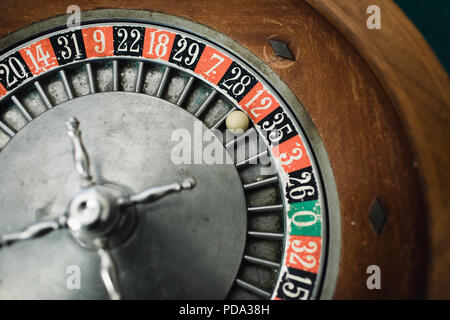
[{"left": 395, "top": 0, "right": 450, "bottom": 73}]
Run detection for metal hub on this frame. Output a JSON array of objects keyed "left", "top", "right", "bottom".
[
  {"left": 0, "top": 92, "right": 247, "bottom": 299},
  {"left": 67, "top": 184, "right": 136, "bottom": 250},
  {"left": 68, "top": 188, "right": 118, "bottom": 235}
]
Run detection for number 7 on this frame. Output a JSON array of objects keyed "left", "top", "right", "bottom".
[{"left": 204, "top": 53, "right": 224, "bottom": 76}]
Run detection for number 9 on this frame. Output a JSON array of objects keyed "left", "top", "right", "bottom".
[{"left": 93, "top": 30, "right": 105, "bottom": 54}]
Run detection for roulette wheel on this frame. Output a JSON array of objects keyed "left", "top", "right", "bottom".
[{"left": 0, "top": 0, "right": 448, "bottom": 300}]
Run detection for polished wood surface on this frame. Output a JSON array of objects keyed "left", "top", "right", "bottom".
[
  {"left": 0, "top": 0, "right": 439, "bottom": 298},
  {"left": 306, "top": 0, "right": 450, "bottom": 299}
]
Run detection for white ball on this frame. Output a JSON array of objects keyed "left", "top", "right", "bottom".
[{"left": 226, "top": 110, "right": 249, "bottom": 133}]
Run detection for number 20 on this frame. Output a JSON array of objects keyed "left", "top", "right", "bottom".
[{"left": 0, "top": 57, "right": 28, "bottom": 87}]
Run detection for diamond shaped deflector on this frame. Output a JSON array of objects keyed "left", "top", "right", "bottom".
[{"left": 369, "top": 197, "right": 387, "bottom": 236}]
